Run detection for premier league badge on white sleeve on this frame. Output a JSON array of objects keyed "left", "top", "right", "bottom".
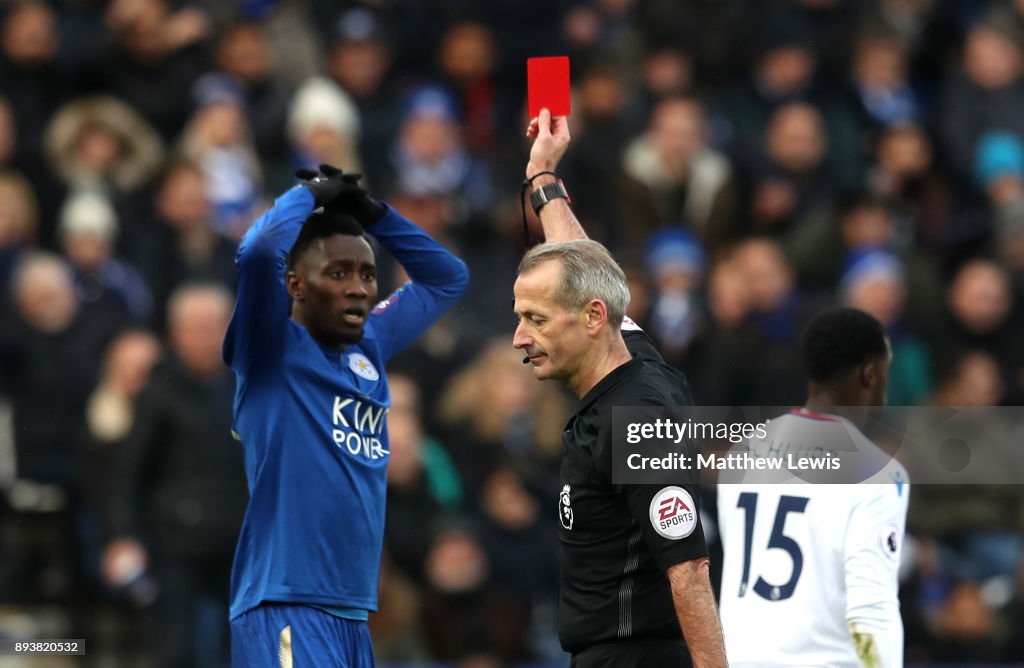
[
  {"left": 348, "top": 353, "right": 380, "bottom": 381},
  {"left": 879, "top": 525, "right": 900, "bottom": 561}
]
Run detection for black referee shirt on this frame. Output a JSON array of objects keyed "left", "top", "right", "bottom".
[{"left": 557, "top": 326, "right": 708, "bottom": 654}]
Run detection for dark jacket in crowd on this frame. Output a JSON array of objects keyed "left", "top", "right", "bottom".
[
  {"left": 105, "top": 355, "right": 246, "bottom": 559},
  {"left": 0, "top": 308, "right": 118, "bottom": 489}
]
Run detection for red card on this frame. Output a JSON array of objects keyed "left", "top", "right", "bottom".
[{"left": 527, "top": 56, "right": 571, "bottom": 117}]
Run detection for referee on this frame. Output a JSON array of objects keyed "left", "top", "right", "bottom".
[{"left": 515, "top": 110, "right": 727, "bottom": 667}]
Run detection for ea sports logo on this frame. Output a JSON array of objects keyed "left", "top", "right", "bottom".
[
  {"left": 659, "top": 496, "right": 690, "bottom": 521},
  {"left": 649, "top": 486, "right": 697, "bottom": 540}
]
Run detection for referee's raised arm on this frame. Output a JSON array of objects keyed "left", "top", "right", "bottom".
[{"left": 524, "top": 108, "right": 588, "bottom": 243}]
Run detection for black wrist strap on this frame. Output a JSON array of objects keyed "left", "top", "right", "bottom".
[
  {"left": 519, "top": 173, "right": 569, "bottom": 249},
  {"left": 526, "top": 171, "right": 557, "bottom": 185},
  {"left": 530, "top": 181, "right": 570, "bottom": 215}
]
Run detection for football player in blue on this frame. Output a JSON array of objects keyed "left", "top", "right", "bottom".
[{"left": 223, "top": 165, "right": 468, "bottom": 666}]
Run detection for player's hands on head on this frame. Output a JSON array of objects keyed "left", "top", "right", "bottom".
[
  {"left": 296, "top": 164, "right": 387, "bottom": 224},
  {"left": 321, "top": 164, "right": 388, "bottom": 226},
  {"left": 526, "top": 108, "right": 571, "bottom": 180},
  {"left": 295, "top": 164, "right": 348, "bottom": 208}
]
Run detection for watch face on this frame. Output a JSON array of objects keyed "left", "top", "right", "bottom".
[{"left": 529, "top": 188, "right": 544, "bottom": 213}]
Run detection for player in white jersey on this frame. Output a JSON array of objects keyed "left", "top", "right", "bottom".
[{"left": 717, "top": 308, "right": 910, "bottom": 668}]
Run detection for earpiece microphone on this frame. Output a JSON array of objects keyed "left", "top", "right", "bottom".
[{"left": 523, "top": 356, "right": 531, "bottom": 364}]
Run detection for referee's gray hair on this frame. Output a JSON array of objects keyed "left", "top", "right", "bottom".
[{"left": 518, "top": 240, "right": 630, "bottom": 327}]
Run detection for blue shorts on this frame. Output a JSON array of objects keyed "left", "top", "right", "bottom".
[{"left": 230, "top": 603, "right": 375, "bottom": 667}]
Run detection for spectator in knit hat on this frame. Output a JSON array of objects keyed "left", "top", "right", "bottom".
[
  {"left": 58, "top": 190, "right": 152, "bottom": 324},
  {"left": 179, "top": 74, "right": 262, "bottom": 240},
  {"left": 840, "top": 248, "right": 934, "bottom": 405},
  {"left": 643, "top": 228, "right": 707, "bottom": 363},
  {"left": 389, "top": 85, "right": 492, "bottom": 212},
  {"left": 286, "top": 75, "right": 363, "bottom": 183}
]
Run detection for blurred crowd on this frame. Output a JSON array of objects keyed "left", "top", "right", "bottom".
[{"left": 0, "top": 0, "right": 1023, "bottom": 665}]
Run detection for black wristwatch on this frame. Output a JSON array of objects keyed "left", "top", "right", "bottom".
[{"left": 530, "top": 181, "right": 570, "bottom": 215}]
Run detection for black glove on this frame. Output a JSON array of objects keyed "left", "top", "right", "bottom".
[
  {"left": 295, "top": 166, "right": 346, "bottom": 208},
  {"left": 320, "top": 164, "right": 388, "bottom": 226}
]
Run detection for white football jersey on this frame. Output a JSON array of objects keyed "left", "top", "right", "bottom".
[{"left": 717, "top": 409, "right": 910, "bottom": 668}]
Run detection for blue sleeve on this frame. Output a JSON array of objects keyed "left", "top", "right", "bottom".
[
  {"left": 367, "top": 205, "right": 469, "bottom": 362},
  {"left": 222, "top": 187, "right": 315, "bottom": 374}
]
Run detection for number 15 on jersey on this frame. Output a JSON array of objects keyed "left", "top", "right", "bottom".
[{"left": 735, "top": 492, "right": 809, "bottom": 601}]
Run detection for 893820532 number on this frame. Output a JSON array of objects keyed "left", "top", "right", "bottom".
[{"left": 2, "top": 639, "right": 85, "bottom": 655}]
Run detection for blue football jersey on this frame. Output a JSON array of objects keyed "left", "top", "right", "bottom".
[{"left": 223, "top": 187, "right": 468, "bottom": 619}]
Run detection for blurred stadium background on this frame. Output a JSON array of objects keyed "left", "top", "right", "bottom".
[{"left": 0, "top": 0, "right": 1022, "bottom": 666}]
